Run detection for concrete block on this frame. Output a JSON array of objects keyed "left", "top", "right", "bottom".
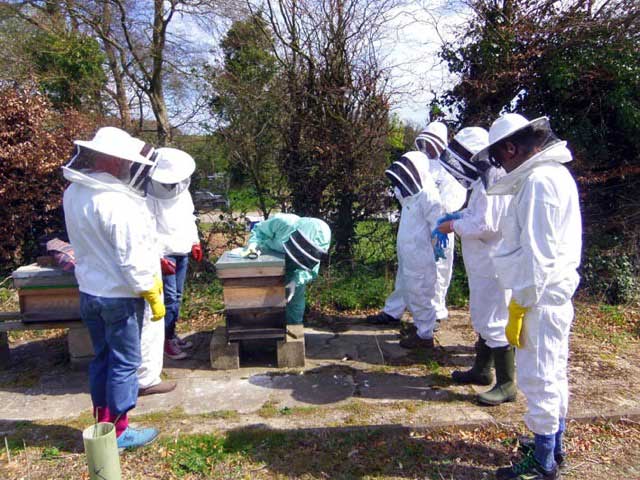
[
  {"left": 286, "top": 324, "right": 305, "bottom": 340},
  {"left": 210, "top": 327, "right": 240, "bottom": 370},
  {"left": 0, "top": 332, "right": 10, "bottom": 369},
  {"left": 67, "top": 326, "right": 95, "bottom": 359},
  {"left": 277, "top": 325, "right": 305, "bottom": 368}
]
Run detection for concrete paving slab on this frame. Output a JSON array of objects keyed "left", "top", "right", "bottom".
[{"left": 0, "top": 309, "right": 639, "bottom": 433}]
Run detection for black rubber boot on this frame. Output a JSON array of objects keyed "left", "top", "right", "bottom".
[
  {"left": 366, "top": 311, "right": 400, "bottom": 325},
  {"left": 496, "top": 452, "right": 560, "bottom": 479},
  {"left": 478, "top": 345, "right": 517, "bottom": 405},
  {"left": 451, "top": 336, "right": 494, "bottom": 386}
]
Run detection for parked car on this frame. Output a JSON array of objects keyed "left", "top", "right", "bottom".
[{"left": 193, "top": 190, "right": 229, "bottom": 211}]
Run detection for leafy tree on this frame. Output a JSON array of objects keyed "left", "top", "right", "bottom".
[
  {"left": 27, "top": 30, "right": 106, "bottom": 110},
  {"left": 6, "top": 1, "right": 232, "bottom": 145},
  {"left": 0, "top": 85, "right": 97, "bottom": 271},
  {"left": 437, "top": 0, "right": 640, "bottom": 178},
  {"left": 261, "top": 0, "right": 398, "bottom": 256},
  {"left": 208, "top": 12, "right": 285, "bottom": 217},
  {"left": 435, "top": 0, "right": 640, "bottom": 299}
]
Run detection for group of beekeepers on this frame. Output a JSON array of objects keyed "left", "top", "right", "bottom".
[
  {"left": 365, "top": 114, "right": 581, "bottom": 480},
  {"left": 63, "top": 111, "right": 580, "bottom": 479},
  {"left": 61, "top": 126, "right": 332, "bottom": 451}
]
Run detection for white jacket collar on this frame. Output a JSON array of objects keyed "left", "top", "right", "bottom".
[
  {"left": 62, "top": 167, "right": 145, "bottom": 199},
  {"left": 487, "top": 142, "right": 572, "bottom": 195}
]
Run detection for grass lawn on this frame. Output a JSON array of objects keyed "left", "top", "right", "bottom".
[{"left": 1, "top": 417, "right": 639, "bottom": 479}]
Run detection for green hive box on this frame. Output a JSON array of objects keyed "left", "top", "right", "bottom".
[{"left": 215, "top": 249, "right": 285, "bottom": 279}]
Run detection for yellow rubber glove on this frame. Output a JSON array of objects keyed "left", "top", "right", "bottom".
[
  {"left": 506, "top": 299, "right": 528, "bottom": 348},
  {"left": 141, "top": 275, "right": 166, "bottom": 321}
]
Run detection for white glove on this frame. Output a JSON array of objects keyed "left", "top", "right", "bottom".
[
  {"left": 241, "top": 243, "right": 260, "bottom": 258},
  {"left": 393, "top": 187, "right": 402, "bottom": 202},
  {"left": 285, "top": 280, "right": 296, "bottom": 302}
]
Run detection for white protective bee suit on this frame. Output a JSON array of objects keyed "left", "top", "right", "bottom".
[
  {"left": 138, "top": 148, "right": 198, "bottom": 388},
  {"left": 383, "top": 122, "right": 466, "bottom": 322},
  {"left": 487, "top": 139, "right": 582, "bottom": 435},
  {"left": 454, "top": 180, "right": 511, "bottom": 347},
  {"left": 62, "top": 127, "right": 162, "bottom": 438},
  {"left": 428, "top": 156, "right": 467, "bottom": 319},
  {"left": 62, "top": 133, "right": 159, "bottom": 299},
  {"left": 385, "top": 151, "right": 444, "bottom": 339},
  {"left": 438, "top": 127, "right": 512, "bottom": 348}
]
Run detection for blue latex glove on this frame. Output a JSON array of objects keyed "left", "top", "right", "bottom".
[
  {"left": 431, "top": 228, "right": 449, "bottom": 261},
  {"left": 436, "top": 212, "right": 463, "bottom": 226}
]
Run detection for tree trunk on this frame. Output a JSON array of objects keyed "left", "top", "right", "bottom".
[
  {"left": 148, "top": 89, "right": 171, "bottom": 146},
  {"left": 146, "top": 0, "right": 170, "bottom": 145},
  {"left": 334, "top": 189, "right": 355, "bottom": 258},
  {"left": 101, "top": 1, "right": 131, "bottom": 130}
]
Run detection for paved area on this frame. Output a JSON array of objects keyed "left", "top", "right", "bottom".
[{"left": 1, "top": 310, "right": 639, "bottom": 432}]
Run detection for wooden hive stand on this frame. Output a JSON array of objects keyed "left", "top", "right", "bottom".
[{"left": 1, "top": 263, "right": 94, "bottom": 368}]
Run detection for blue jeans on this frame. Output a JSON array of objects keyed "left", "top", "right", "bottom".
[
  {"left": 80, "top": 293, "right": 145, "bottom": 415},
  {"left": 162, "top": 254, "right": 189, "bottom": 339}
]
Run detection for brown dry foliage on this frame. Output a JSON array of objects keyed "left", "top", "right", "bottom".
[{"left": 0, "top": 85, "right": 98, "bottom": 271}]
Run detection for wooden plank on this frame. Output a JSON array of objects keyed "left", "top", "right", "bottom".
[
  {"left": 18, "top": 287, "right": 79, "bottom": 296},
  {"left": 222, "top": 285, "right": 286, "bottom": 309},
  {"left": 217, "top": 266, "right": 285, "bottom": 279},
  {"left": 220, "top": 276, "right": 284, "bottom": 288},
  {"left": 224, "top": 305, "right": 286, "bottom": 315},
  {"left": 22, "top": 311, "right": 81, "bottom": 322},
  {"left": 0, "top": 312, "right": 23, "bottom": 321},
  {"left": 0, "top": 320, "right": 82, "bottom": 332},
  {"left": 227, "top": 328, "right": 286, "bottom": 341}
]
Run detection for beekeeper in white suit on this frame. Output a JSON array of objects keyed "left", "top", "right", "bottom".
[
  {"left": 63, "top": 127, "right": 162, "bottom": 449},
  {"left": 383, "top": 151, "right": 444, "bottom": 349},
  {"left": 435, "top": 127, "right": 515, "bottom": 406},
  {"left": 472, "top": 114, "right": 581, "bottom": 480},
  {"left": 137, "top": 148, "right": 198, "bottom": 394},
  {"left": 416, "top": 122, "right": 467, "bottom": 322},
  {"left": 151, "top": 148, "right": 201, "bottom": 353},
  {"left": 367, "top": 122, "right": 465, "bottom": 329}
]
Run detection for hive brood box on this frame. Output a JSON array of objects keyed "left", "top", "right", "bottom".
[
  {"left": 215, "top": 250, "right": 286, "bottom": 341},
  {"left": 12, "top": 264, "right": 81, "bottom": 322}
]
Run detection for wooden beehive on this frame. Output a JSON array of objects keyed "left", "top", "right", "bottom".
[
  {"left": 215, "top": 250, "right": 287, "bottom": 341},
  {"left": 12, "top": 264, "right": 81, "bottom": 322}
]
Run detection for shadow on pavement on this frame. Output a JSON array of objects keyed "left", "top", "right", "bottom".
[
  {"left": 0, "top": 420, "right": 84, "bottom": 453},
  {"left": 221, "top": 423, "right": 505, "bottom": 479},
  {"left": 0, "top": 336, "right": 89, "bottom": 396},
  {"left": 248, "top": 364, "right": 477, "bottom": 405}
]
